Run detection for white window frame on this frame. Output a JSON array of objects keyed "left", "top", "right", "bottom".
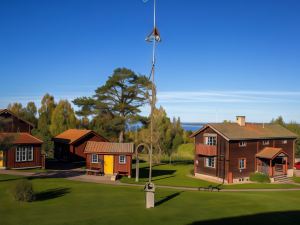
[
  {"left": 16, "top": 148, "right": 21, "bottom": 162},
  {"left": 27, "top": 146, "right": 33, "bottom": 161},
  {"left": 91, "top": 154, "right": 99, "bottom": 163},
  {"left": 119, "top": 155, "right": 126, "bottom": 164},
  {"left": 205, "top": 136, "right": 217, "bottom": 146},
  {"left": 263, "top": 140, "right": 269, "bottom": 146},
  {"left": 239, "top": 158, "right": 246, "bottom": 169},
  {"left": 282, "top": 140, "right": 287, "bottom": 144},
  {"left": 16, "top": 146, "right": 34, "bottom": 162},
  {"left": 239, "top": 141, "right": 247, "bottom": 147},
  {"left": 205, "top": 157, "right": 216, "bottom": 168},
  {"left": 21, "top": 147, "right": 27, "bottom": 162}
]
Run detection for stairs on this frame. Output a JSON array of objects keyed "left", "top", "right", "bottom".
[{"left": 273, "top": 174, "right": 292, "bottom": 183}]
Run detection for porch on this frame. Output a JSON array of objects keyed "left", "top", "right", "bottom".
[{"left": 256, "top": 147, "right": 288, "bottom": 177}]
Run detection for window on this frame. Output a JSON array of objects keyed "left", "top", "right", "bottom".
[
  {"left": 27, "top": 147, "right": 33, "bottom": 161},
  {"left": 119, "top": 155, "right": 126, "bottom": 164},
  {"left": 239, "top": 141, "right": 247, "bottom": 147},
  {"left": 16, "top": 148, "right": 21, "bottom": 162},
  {"left": 205, "top": 136, "right": 217, "bottom": 146},
  {"left": 21, "top": 147, "right": 27, "bottom": 161},
  {"left": 16, "top": 146, "right": 34, "bottom": 162},
  {"left": 91, "top": 154, "right": 98, "bottom": 163},
  {"left": 239, "top": 158, "right": 246, "bottom": 169},
  {"left": 282, "top": 140, "right": 287, "bottom": 144},
  {"left": 263, "top": 140, "right": 269, "bottom": 145},
  {"left": 205, "top": 157, "right": 216, "bottom": 168}
]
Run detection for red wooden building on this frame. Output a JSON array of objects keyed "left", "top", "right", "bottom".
[
  {"left": 53, "top": 129, "right": 108, "bottom": 162},
  {"left": 84, "top": 141, "right": 134, "bottom": 177},
  {"left": 191, "top": 116, "right": 298, "bottom": 183},
  {"left": 0, "top": 109, "right": 44, "bottom": 169}
]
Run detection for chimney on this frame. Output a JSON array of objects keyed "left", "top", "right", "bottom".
[{"left": 236, "top": 116, "right": 246, "bottom": 126}]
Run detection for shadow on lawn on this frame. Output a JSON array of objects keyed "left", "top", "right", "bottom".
[
  {"left": 131, "top": 166, "right": 176, "bottom": 180},
  {"left": 187, "top": 211, "right": 300, "bottom": 225},
  {"left": 155, "top": 191, "right": 183, "bottom": 206},
  {"left": 35, "top": 187, "right": 71, "bottom": 201},
  {"left": 0, "top": 177, "right": 23, "bottom": 183}
]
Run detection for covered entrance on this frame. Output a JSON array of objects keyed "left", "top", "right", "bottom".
[{"left": 256, "top": 147, "right": 288, "bottom": 177}]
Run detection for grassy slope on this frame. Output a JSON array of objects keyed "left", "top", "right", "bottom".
[
  {"left": 1, "top": 174, "right": 300, "bottom": 225},
  {"left": 121, "top": 163, "right": 298, "bottom": 189}
]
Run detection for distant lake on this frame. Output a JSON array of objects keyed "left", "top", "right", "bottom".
[
  {"left": 181, "top": 123, "right": 204, "bottom": 132},
  {"left": 127, "top": 122, "right": 205, "bottom": 132}
]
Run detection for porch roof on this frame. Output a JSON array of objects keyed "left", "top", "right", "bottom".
[{"left": 256, "top": 147, "right": 287, "bottom": 160}]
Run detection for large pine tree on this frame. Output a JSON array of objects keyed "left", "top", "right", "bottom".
[{"left": 74, "top": 68, "right": 151, "bottom": 142}]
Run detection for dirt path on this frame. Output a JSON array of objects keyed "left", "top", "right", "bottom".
[{"left": 1, "top": 169, "right": 300, "bottom": 192}]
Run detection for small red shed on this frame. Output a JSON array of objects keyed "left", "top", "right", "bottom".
[
  {"left": 53, "top": 129, "right": 108, "bottom": 162},
  {"left": 0, "top": 133, "right": 44, "bottom": 169},
  {"left": 84, "top": 141, "right": 134, "bottom": 177}
]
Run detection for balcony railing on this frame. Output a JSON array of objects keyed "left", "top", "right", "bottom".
[{"left": 196, "top": 144, "right": 217, "bottom": 156}]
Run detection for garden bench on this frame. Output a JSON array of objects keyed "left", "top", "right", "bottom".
[{"left": 198, "top": 185, "right": 221, "bottom": 192}]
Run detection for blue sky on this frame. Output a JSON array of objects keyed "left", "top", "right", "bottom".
[{"left": 1, "top": 0, "right": 300, "bottom": 123}]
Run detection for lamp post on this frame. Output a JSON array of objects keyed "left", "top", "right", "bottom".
[
  {"left": 144, "top": 0, "right": 161, "bottom": 209},
  {"left": 135, "top": 143, "right": 150, "bottom": 182}
]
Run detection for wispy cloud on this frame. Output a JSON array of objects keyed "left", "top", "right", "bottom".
[
  {"left": 157, "top": 91, "right": 300, "bottom": 104},
  {"left": 1, "top": 90, "right": 300, "bottom": 122}
]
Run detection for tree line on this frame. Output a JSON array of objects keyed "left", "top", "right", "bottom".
[
  {"left": 4, "top": 68, "right": 191, "bottom": 159},
  {"left": 271, "top": 116, "right": 300, "bottom": 156}
]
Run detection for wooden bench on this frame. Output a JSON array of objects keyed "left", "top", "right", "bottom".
[
  {"left": 198, "top": 185, "right": 221, "bottom": 192},
  {"left": 86, "top": 169, "right": 102, "bottom": 176}
]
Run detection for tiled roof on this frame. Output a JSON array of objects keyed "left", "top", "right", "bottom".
[
  {"left": 191, "top": 123, "right": 298, "bottom": 141},
  {"left": 84, "top": 141, "right": 134, "bottom": 154},
  {"left": 256, "top": 147, "right": 286, "bottom": 159},
  {"left": 0, "top": 133, "right": 43, "bottom": 144},
  {"left": 54, "top": 129, "right": 97, "bottom": 144}
]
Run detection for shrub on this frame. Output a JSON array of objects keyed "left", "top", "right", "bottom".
[
  {"left": 12, "top": 179, "right": 35, "bottom": 202},
  {"left": 249, "top": 172, "right": 270, "bottom": 183}
]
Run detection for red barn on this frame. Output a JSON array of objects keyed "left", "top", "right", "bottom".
[
  {"left": 0, "top": 109, "right": 44, "bottom": 169},
  {"left": 53, "top": 129, "right": 108, "bottom": 162},
  {"left": 84, "top": 141, "right": 134, "bottom": 177}
]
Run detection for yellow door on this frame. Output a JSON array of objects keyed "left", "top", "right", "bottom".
[
  {"left": 0, "top": 151, "right": 3, "bottom": 167},
  {"left": 104, "top": 155, "right": 114, "bottom": 175}
]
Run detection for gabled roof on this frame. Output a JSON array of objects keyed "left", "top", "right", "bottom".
[
  {"left": 256, "top": 147, "right": 287, "bottom": 159},
  {"left": 0, "top": 133, "right": 43, "bottom": 144},
  {"left": 0, "top": 109, "right": 35, "bottom": 128},
  {"left": 84, "top": 141, "right": 134, "bottom": 154},
  {"left": 191, "top": 123, "right": 298, "bottom": 141},
  {"left": 54, "top": 129, "right": 108, "bottom": 144}
]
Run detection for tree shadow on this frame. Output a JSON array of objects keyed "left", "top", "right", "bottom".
[
  {"left": 187, "top": 211, "right": 300, "bottom": 225},
  {"left": 46, "top": 160, "right": 85, "bottom": 170},
  {"left": 35, "top": 187, "right": 71, "bottom": 201},
  {"left": 155, "top": 191, "right": 182, "bottom": 206},
  {"left": 160, "top": 160, "right": 194, "bottom": 165},
  {"left": 28, "top": 170, "right": 85, "bottom": 180},
  {"left": 0, "top": 177, "right": 23, "bottom": 183},
  {"left": 132, "top": 166, "right": 176, "bottom": 179}
]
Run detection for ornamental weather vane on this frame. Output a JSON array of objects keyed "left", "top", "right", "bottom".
[{"left": 143, "top": 0, "right": 161, "bottom": 209}]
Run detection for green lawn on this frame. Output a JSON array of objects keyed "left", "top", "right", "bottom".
[
  {"left": 293, "top": 176, "right": 300, "bottom": 183},
  {"left": 121, "top": 162, "right": 299, "bottom": 189},
  {"left": 1, "top": 174, "right": 300, "bottom": 225}
]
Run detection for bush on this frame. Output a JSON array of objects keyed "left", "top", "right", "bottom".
[
  {"left": 249, "top": 172, "right": 270, "bottom": 183},
  {"left": 12, "top": 179, "right": 35, "bottom": 202}
]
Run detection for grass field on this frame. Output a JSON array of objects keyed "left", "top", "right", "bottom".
[
  {"left": 1, "top": 174, "right": 300, "bottom": 225},
  {"left": 121, "top": 162, "right": 299, "bottom": 189}
]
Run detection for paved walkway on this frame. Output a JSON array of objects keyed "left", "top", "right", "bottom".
[{"left": 2, "top": 169, "right": 300, "bottom": 192}]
